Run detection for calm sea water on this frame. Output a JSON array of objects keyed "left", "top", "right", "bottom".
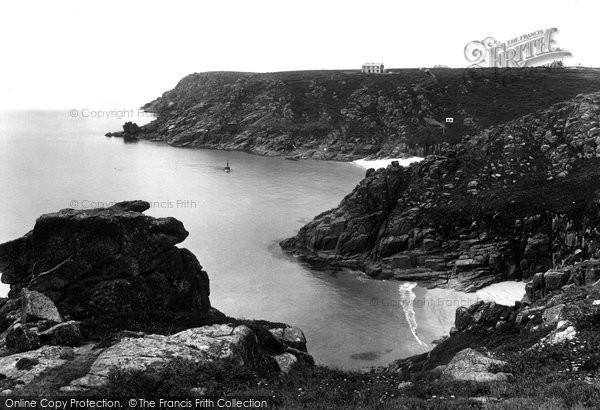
[{"left": 0, "top": 111, "right": 522, "bottom": 369}]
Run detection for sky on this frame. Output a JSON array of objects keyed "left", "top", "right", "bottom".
[{"left": 0, "top": 0, "right": 598, "bottom": 110}]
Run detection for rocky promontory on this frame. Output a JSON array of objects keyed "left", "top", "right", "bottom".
[
  {"left": 0, "top": 200, "right": 211, "bottom": 318},
  {"left": 107, "top": 68, "right": 600, "bottom": 160},
  {"left": 282, "top": 91, "right": 600, "bottom": 291},
  {"left": 0, "top": 201, "right": 313, "bottom": 394}
]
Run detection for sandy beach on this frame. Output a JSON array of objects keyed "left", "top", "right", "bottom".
[
  {"left": 412, "top": 281, "right": 527, "bottom": 346},
  {"left": 353, "top": 157, "right": 424, "bottom": 170},
  {"left": 475, "top": 281, "right": 527, "bottom": 306}
]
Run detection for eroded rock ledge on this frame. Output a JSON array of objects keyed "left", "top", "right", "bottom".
[{"left": 0, "top": 201, "right": 313, "bottom": 394}]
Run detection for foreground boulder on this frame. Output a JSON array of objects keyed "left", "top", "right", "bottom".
[
  {"left": 0, "top": 322, "right": 311, "bottom": 393},
  {"left": 67, "top": 324, "right": 275, "bottom": 392},
  {"left": 0, "top": 202, "right": 313, "bottom": 394},
  {"left": 0, "top": 200, "right": 211, "bottom": 319}
]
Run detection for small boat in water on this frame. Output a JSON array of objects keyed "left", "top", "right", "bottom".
[{"left": 224, "top": 161, "right": 231, "bottom": 173}]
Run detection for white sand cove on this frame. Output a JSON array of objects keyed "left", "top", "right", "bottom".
[
  {"left": 353, "top": 157, "right": 424, "bottom": 170},
  {"left": 475, "top": 281, "right": 527, "bottom": 306}
]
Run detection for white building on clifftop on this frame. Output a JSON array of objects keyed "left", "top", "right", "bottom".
[{"left": 362, "top": 62, "right": 384, "bottom": 74}]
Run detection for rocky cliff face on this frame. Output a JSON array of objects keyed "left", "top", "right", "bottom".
[
  {"left": 0, "top": 202, "right": 313, "bottom": 394},
  {"left": 108, "top": 68, "right": 600, "bottom": 160},
  {"left": 281, "top": 92, "right": 600, "bottom": 291}
]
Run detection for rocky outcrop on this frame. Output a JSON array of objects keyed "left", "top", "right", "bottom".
[
  {"left": 525, "top": 259, "right": 600, "bottom": 303},
  {"left": 108, "top": 68, "right": 600, "bottom": 160},
  {"left": 0, "top": 200, "right": 211, "bottom": 319},
  {"left": 439, "top": 348, "right": 511, "bottom": 382},
  {"left": 282, "top": 92, "right": 600, "bottom": 291},
  {"left": 0, "top": 202, "right": 314, "bottom": 394},
  {"left": 106, "top": 122, "right": 142, "bottom": 139},
  {"left": 446, "top": 262, "right": 600, "bottom": 336},
  {"left": 66, "top": 324, "right": 274, "bottom": 392},
  {"left": 385, "top": 259, "right": 600, "bottom": 393}
]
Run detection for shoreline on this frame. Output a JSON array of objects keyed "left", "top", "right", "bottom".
[{"left": 107, "top": 122, "right": 427, "bottom": 166}]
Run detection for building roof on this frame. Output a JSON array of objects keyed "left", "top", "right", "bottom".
[{"left": 362, "top": 62, "right": 384, "bottom": 66}]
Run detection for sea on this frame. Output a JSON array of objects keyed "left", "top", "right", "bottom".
[{"left": 0, "top": 110, "right": 525, "bottom": 369}]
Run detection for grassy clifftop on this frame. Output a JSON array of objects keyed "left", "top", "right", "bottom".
[{"left": 128, "top": 68, "right": 600, "bottom": 160}]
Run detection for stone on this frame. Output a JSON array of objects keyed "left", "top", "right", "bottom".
[
  {"left": 0, "top": 298, "right": 20, "bottom": 328},
  {"left": 38, "top": 321, "right": 83, "bottom": 347},
  {"left": 365, "top": 264, "right": 382, "bottom": 277},
  {"left": 0, "top": 345, "right": 90, "bottom": 389},
  {"left": 122, "top": 122, "right": 142, "bottom": 135},
  {"left": 282, "top": 327, "right": 308, "bottom": 351},
  {"left": 20, "top": 289, "right": 62, "bottom": 324},
  {"left": 515, "top": 306, "right": 544, "bottom": 326},
  {"left": 391, "top": 255, "right": 412, "bottom": 269},
  {"left": 268, "top": 328, "right": 284, "bottom": 339},
  {"left": 455, "top": 306, "right": 473, "bottom": 331},
  {"left": 15, "top": 357, "right": 39, "bottom": 370},
  {"left": 5, "top": 324, "right": 41, "bottom": 353},
  {"left": 538, "top": 325, "right": 577, "bottom": 346},
  {"left": 544, "top": 270, "right": 570, "bottom": 291},
  {"left": 68, "top": 324, "right": 276, "bottom": 391},
  {"left": 273, "top": 353, "right": 298, "bottom": 373},
  {"left": 397, "top": 381, "right": 413, "bottom": 390},
  {"left": 532, "top": 272, "right": 545, "bottom": 290},
  {"left": 441, "top": 348, "right": 511, "bottom": 382},
  {"left": 542, "top": 304, "right": 566, "bottom": 325}
]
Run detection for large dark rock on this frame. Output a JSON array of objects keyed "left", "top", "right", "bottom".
[
  {"left": 20, "top": 289, "right": 62, "bottom": 324},
  {"left": 0, "top": 200, "right": 211, "bottom": 320},
  {"left": 38, "top": 321, "right": 83, "bottom": 347},
  {"left": 6, "top": 323, "right": 40, "bottom": 353},
  {"left": 122, "top": 122, "right": 142, "bottom": 135}
]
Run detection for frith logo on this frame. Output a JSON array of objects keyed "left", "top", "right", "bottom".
[{"left": 464, "top": 28, "right": 572, "bottom": 68}]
